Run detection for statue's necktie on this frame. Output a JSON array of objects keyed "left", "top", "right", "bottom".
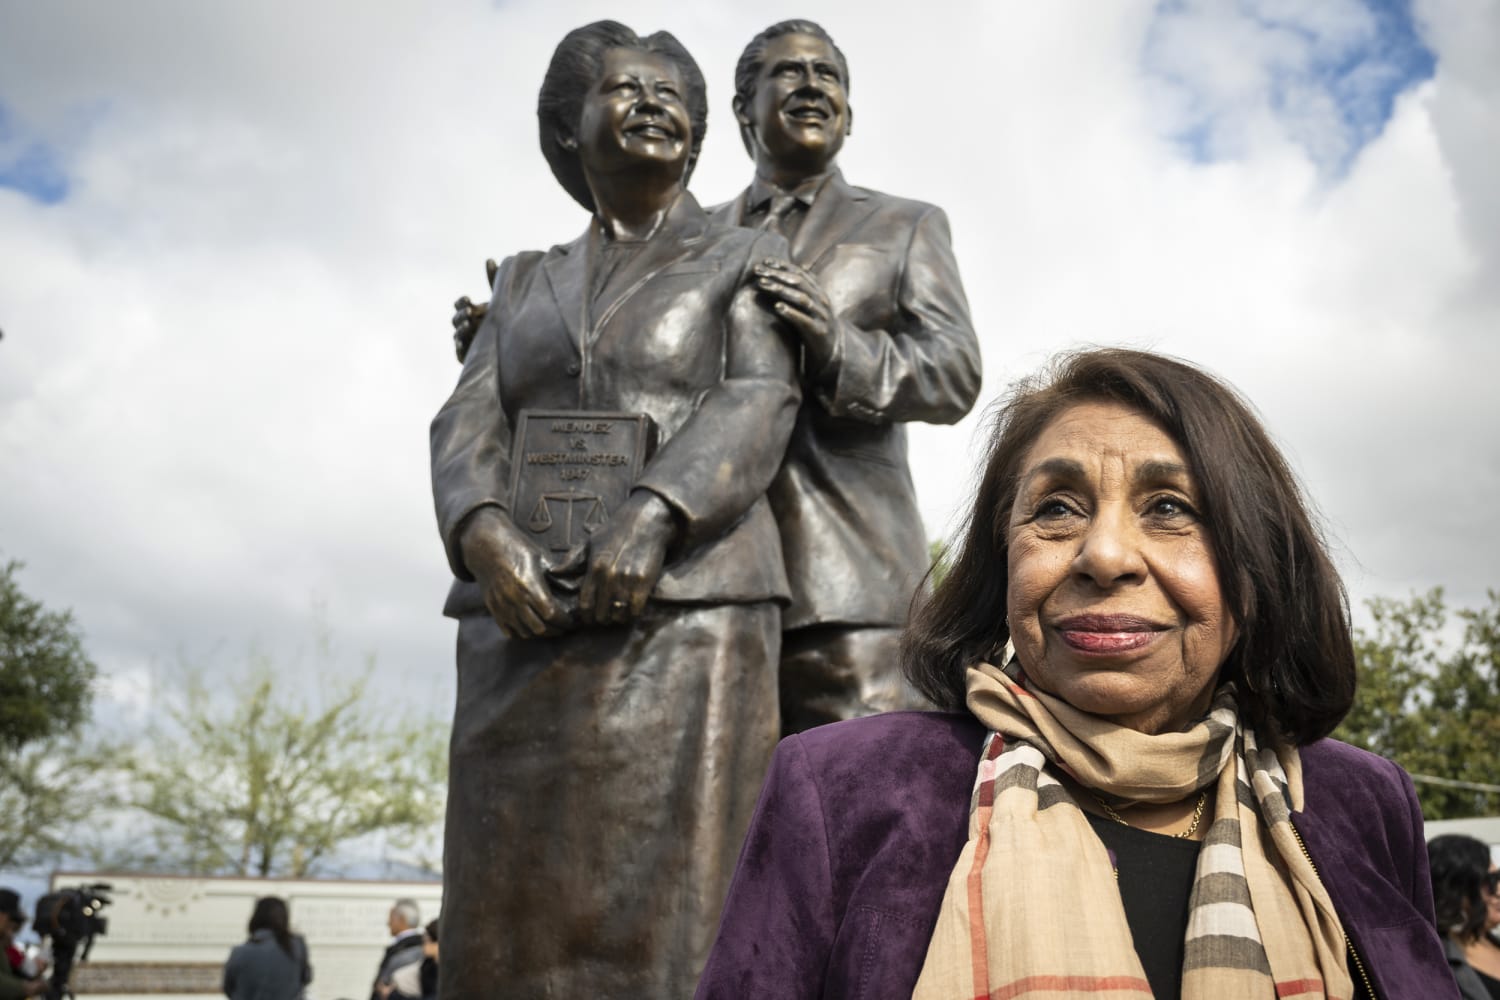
[{"left": 760, "top": 193, "right": 801, "bottom": 238}]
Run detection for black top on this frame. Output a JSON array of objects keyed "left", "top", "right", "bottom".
[
  {"left": 1476, "top": 966, "right": 1500, "bottom": 1000},
  {"left": 1086, "top": 813, "right": 1202, "bottom": 1000},
  {"left": 1085, "top": 813, "right": 1387, "bottom": 1000}
]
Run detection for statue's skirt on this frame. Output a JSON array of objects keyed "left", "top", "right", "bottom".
[{"left": 439, "top": 601, "right": 780, "bottom": 999}]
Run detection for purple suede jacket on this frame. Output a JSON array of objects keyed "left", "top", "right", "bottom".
[{"left": 696, "top": 711, "right": 1458, "bottom": 1000}]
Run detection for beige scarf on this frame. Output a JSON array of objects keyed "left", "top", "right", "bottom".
[{"left": 912, "top": 660, "right": 1353, "bottom": 1000}]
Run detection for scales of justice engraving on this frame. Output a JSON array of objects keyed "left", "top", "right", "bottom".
[{"left": 527, "top": 490, "right": 611, "bottom": 551}]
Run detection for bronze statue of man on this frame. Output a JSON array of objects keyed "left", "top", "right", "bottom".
[
  {"left": 711, "top": 20, "right": 982, "bottom": 734},
  {"left": 429, "top": 21, "right": 799, "bottom": 998}
]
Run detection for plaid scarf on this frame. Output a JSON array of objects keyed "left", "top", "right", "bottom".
[{"left": 912, "top": 660, "right": 1353, "bottom": 1000}]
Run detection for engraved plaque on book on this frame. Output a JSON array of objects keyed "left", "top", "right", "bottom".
[{"left": 508, "top": 410, "right": 652, "bottom": 559}]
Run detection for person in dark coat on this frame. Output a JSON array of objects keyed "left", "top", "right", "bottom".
[
  {"left": 222, "top": 897, "right": 309, "bottom": 1000},
  {"left": 381, "top": 918, "right": 439, "bottom": 1000},
  {"left": 430, "top": 20, "right": 799, "bottom": 999},
  {"left": 368, "top": 898, "right": 422, "bottom": 1000},
  {"left": 698, "top": 348, "right": 1457, "bottom": 999},
  {"left": 0, "top": 891, "right": 45, "bottom": 1000},
  {"left": 711, "top": 19, "right": 982, "bottom": 735},
  {"left": 1429, "top": 834, "right": 1500, "bottom": 999}
]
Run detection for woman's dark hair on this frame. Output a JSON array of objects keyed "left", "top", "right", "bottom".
[
  {"left": 537, "top": 20, "right": 708, "bottom": 212},
  {"left": 1428, "top": 834, "right": 1495, "bottom": 942},
  {"left": 903, "top": 347, "right": 1355, "bottom": 745},
  {"left": 248, "top": 895, "right": 294, "bottom": 957},
  {"left": 425, "top": 917, "right": 440, "bottom": 942}
]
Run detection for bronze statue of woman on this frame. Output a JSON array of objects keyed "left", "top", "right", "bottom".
[{"left": 429, "top": 21, "right": 800, "bottom": 999}]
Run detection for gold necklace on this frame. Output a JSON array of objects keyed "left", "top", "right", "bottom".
[{"left": 1091, "top": 790, "right": 1208, "bottom": 839}]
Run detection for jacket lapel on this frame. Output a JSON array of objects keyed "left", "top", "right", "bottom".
[
  {"left": 542, "top": 231, "right": 589, "bottom": 353},
  {"left": 792, "top": 171, "right": 877, "bottom": 270}
]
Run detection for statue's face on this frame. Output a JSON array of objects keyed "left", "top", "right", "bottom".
[
  {"left": 574, "top": 47, "right": 691, "bottom": 180},
  {"left": 741, "top": 32, "right": 849, "bottom": 174}
]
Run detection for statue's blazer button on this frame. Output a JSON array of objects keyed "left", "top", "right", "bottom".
[{"left": 566, "top": 362, "right": 581, "bottom": 377}]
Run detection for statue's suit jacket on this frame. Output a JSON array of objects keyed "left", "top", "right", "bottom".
[
  {"left": 711, "top": 173, "right": 981, "bottom": 630},
  {"left": 431, "top": 193, "right": 801, "bottom": 616}
]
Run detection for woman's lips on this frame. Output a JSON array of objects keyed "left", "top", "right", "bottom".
[
  {"left": 1060, "top": 630, "right": 1158, "bottom": 653},
  {"left": 1053, "top": 614, "right": 1167, "bottom": 654}
]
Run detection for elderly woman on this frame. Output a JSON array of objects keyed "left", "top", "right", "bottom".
[
  {"left": 696, "top": 349, "right": 1454, "bottom": 999},
  {"left": 430, "top": 20, "right": 799, "bottom": 1000},
  {"left": 1429, "top": 834, "right": 1500, "bottom": 999}
]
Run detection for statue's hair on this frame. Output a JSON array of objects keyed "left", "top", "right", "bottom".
[
  {"left": 733, "top": 20, "right": 849, "bottom": 157},
  {"left": 537, "top": 20, "right": 707, "bottom": 212}
]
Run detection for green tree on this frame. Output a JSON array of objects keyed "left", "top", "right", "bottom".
[
  {"left": 929, "top": 538, "right": 951, "bottom": 589},
  {"left": 122, "top": 651, "right": 448, "bottom": 878},
  {"left": 0, "top": 560, "right": 97, "bottom": 749},
  {"left": 0, "top": 739, "right": 116, "bottom": 867},
  {"left": 0, "top": 559, "right": 108, "bottom": 868},
  {"left": 1334, "top": 589, "right": 1500, "bottom": 819}
]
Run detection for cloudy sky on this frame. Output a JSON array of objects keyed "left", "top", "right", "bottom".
[{"left": 1, "top": 0, "right": 1495, "bottom": 722}]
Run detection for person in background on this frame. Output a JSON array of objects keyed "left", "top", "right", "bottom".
[
  {"left": 369, "top": 898, "right": 422, "bottom": 1000},
  {"left": 1429, "top": 834, "right": 1500, "bottom": 999},
  {"left": 417, "top": 918, "right": 438, "bottom": 1000},
  {"left": 0, "top": 891, "right": 45, "bottom": 1000},
  {"left": 1, "top": 891, "right": 24, "bottom": 976},
  {"left": 222, "top": 896, "right": 310, "bottom": 1000},
  {"left": 380, "top": 917, "right": 439, "bottom": 1000}
]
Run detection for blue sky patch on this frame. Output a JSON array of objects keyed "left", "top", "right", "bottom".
[
  {"left": 1144, "top": 0, "right": 1436, "bottom": 177},
  {"left": 0, "top": 101, "right": 71, "bottom": 205}
]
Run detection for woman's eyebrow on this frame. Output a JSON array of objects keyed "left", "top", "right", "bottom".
[
  {"left": 1020, "top": 457, "right": 1085, "bottom": 490},
  {"left": 1132, "top": 459, "right": 1191, "bottom": 487}
]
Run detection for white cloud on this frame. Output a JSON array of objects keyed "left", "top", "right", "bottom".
[
  {"left": 0, "top": 0, "right": 1494, "bottom": 727},
  {"left": 95, "top": 662, "right": 156, "bottom": 728},
  {"left": 1140, "top": 0, "right": 1432, "bottom": 172}
]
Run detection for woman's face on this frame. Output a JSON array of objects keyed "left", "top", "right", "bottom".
[
  {"left": 573, "top": 46, "right": 691, "bottom": 180},
  {"left": 1005, "top": 401, "right": 1238, "bottom": 734}
]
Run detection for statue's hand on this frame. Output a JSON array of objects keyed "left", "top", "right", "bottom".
[
  {"left": 459, "top": 507, "right": 570, "bottom": 638},
  {"left": 754, "top": 257, "right": 837, "bottom": 373},
  {"left": 451, "top": 296, "right": 489, "bottom": 363},
  {"left": 578, "top": 491, "right": 677, "bottom": 627},
  {"left": 451, "top": 258, "right": 498, "bottom": 363}
]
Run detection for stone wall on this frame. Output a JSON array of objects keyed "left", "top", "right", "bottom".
[{"left": 71, "top": 962, "right": 220, "bottom": 994}]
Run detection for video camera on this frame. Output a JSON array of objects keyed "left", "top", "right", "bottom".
[{"left": 31, "top": 884, "right": 111, "bottom": 1000}]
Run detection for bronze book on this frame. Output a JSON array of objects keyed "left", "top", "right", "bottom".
[{"left": 507, "top": 409, "right": 653, "bottom": 561}]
